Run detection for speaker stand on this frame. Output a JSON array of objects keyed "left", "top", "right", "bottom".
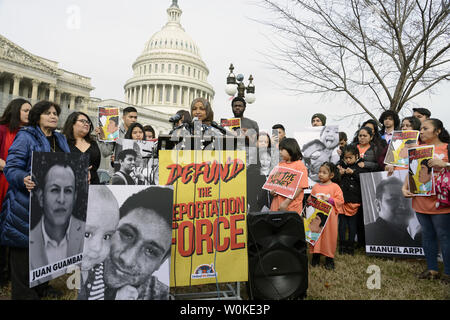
[{"left": 171, "top": 282, "right": 242, "bottom": 300}]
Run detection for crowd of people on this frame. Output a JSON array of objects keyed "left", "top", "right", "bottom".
[{"left": 0, "top": 95, "right": 448, "bottom": 300}]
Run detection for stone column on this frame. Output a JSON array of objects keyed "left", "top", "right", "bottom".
[
  {"left": 31, "top": 80, "right": 40, "bottom": 102},
  {"left": 162, "top": 85, "right": 166, "bottom": 104},
  {"left": 49, "top": 84, "right": 56, "bottom": 101},
  {"left": 12, "top": 75, "right": 22, "bottom": 97},
  {"left": 174, "top": 85, "right": 177, "bottom": 104},
  {"left": 181, "top": 87, "right": 185, "bottom": 106},
  {"left": 69, "top": 94, "right": 76, "bottom": 110}
]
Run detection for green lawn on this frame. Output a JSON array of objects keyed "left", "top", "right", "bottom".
[{"left": 1, "top": 248, "right": 448, "bottom": 300}]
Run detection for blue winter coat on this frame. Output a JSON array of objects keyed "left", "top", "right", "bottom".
[{"left": 0, "top": 126, "right": 70, "bottom": 248}]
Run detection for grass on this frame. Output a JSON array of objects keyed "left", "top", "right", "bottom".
[
  {"left": 0, "top": 248, "right": 448, "bottom": 300},
  {"left": 306, "top": 249, "right": 449, "bottom": 300}
]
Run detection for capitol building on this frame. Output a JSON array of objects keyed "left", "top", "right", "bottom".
[
  {"left": 0, "top": 34, "right": 94, "bottom": 127},
  {"left": 124, "top": 0, "right": 215, "bottom": 115},
  {"left": 0, "top": 0, "right": 214, "bottom": 135}
]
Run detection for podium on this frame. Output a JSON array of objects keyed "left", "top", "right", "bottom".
[
  {"left": 158, "top": 133, "right": 243, "bottom": 151},
  {"left": 158, "top": 134, "right": 245, "bottom": 300}
]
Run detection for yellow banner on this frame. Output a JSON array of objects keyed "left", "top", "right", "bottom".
[{"left": 159, "top": 150, "right": 248, "bottom": 287}]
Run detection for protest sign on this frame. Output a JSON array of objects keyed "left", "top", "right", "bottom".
[
  {"left": 220, "top": 118, "right": 241, "bottom": 131},
  {"left": 159, "top": 149, "right": 248, "bottom": 287},
  {"left": 78, "top": 185, "right": 173, "bottom": 300},
  {"left": 29, "top": 152, "right": 89, "bottom": 287},
  {"left": 384, "top": 130, "right": 419, "bottom": 167},
  {"left": 262, "top": 165, "right": 303, "bottom": 199},
  {"left": 112, "top": 138, "right": 159, "bottom": 185},
  {"left": 360, "top": 170, "right": 424, "bottom": 258},
  {"left": 98, "top": 106, "right": 120, "bottom": 142},
  {"left": 294, "top": 126, "right": 339, "bottom": 192},
  {"left": 303, "top": 195, "right": 332, "bottom": 246},
  {"left": 408, "top": 145, "right": 435, "bottom": 196}
]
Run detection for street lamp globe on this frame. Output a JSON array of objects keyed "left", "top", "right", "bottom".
[
  {"left": 225, "top": 83, "right": 238, "bottom": 96},
  {"left": 245, "top": 93, "right": 256, "bottom": 104}
]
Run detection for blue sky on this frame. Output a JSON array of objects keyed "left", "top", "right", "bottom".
[{"left": 1, "top": 0, "right": 448, "bottom": 138}]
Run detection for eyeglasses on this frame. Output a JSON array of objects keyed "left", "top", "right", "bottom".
[{"left": 77, "top": 119, "right": 91, "bottom": 126}]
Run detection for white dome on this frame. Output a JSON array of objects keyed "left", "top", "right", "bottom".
[
  {"left": 124, "top": 1, "right": 215, "bottom": 115},
  {"left": 143, "top": 22, "right": 202, "bottom": 59}
]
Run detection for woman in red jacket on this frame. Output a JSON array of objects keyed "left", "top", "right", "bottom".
[{"left": 0, "top": 98, "right": 31, "bottom": 288}]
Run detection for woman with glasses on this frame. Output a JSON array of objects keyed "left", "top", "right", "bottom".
[{"left": 63, "top": 111, "right": 101, "bottom": 184}]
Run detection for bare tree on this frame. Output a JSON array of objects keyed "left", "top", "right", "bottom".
[{"left": 257, "top": 0, "right": 450, "bottom": 123}]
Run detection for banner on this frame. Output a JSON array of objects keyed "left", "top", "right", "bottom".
[
  {"left": 294, "top": 126, "right": 339, "bottom": 192},
  {"left": 408, "top": 145, "right": 435, "bottom": 196},
  {"left": 159, "top": 150, "right": 248, "bottom": 287},
  {"left": 98, "top": 106, "right": 120, "bottom": 142},
  {"left": 360, "top": 170, "right": 424, "bottom": 258},
  {"left": 29, "top": 152, "right": 89, "bottom": 287},
  {"left": 78, "top": 185, "right": 173, "bottom": 300},
  {"left": 262, "top": 165, "right": 303, "bottom": 199},
  {"left": 302, "top": 195, "right": 332, "bottom": 245},
  {"left": 112, "top": 138, "right": 159, "bottom": 185},
  {"left": 220, "top": 118, "right": 241, "bottom": 131},
  {"left": 384, "top": 130, "right": 419, "bottom": 167}
]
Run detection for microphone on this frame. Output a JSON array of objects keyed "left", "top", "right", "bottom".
[
  {"left": 210, "top": 121, "right": 227, "bottom": 135},
  {"left": 191, "top": 117, "right": 200, "bottom": 129}
]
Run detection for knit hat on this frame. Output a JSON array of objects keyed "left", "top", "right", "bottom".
[{"left": 311, "top": 113, "right": 327, "bottom": 126}]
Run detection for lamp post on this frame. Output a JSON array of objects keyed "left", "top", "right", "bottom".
[{"left": 225, "top": 64, "right": 256, "bottom": 104}]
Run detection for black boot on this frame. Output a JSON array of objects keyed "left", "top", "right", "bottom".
[
  {"left": 311, "top": 253, "right": 321, "bottom": 267},
  {"left": 347, "top": 241, "right": 354, "bottom": 256},
  {"left": 338, "top": 241, "right": 345, "bottom": 255},
  {"left": 324, "top": 257, "right": 335, "bottom": 270}
]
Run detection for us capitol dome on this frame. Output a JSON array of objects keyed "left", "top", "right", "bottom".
[{"left": 124, "top": 0, "right": 215, "bottom": 115}]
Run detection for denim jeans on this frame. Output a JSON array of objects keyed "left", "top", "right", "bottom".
[{"left": 415, "top": 212, "right": 450, "bottom": 275}]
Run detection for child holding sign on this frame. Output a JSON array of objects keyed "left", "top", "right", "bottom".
[
  {"left": 310, "top": 162, "right": 344, "bottom": 270},
  {"left": 269, "top": 138, "right": 309, "bottom": 214}
]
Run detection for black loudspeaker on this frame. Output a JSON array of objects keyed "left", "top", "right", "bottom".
[{"left": 247, "top": 211, "right": 308, "bottom": 300}]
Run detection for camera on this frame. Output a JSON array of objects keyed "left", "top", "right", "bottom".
[{"left": 169, "top": 113, "right": 182, "bottom": 123}]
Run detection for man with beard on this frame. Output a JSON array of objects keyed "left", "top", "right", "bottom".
[
  {"left": 103, "top": 186, "right": 172, "bottom": 300},
  {"left": 365, "top": 177, "right": 422, "bottom": 247},
  {"left": 231, "top": 97, "right": 259, "bottom": 147}
]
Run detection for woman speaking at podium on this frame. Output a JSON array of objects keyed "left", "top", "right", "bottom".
[{"left": 170, "top": 97, "right": 230, "bottom": 137}]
